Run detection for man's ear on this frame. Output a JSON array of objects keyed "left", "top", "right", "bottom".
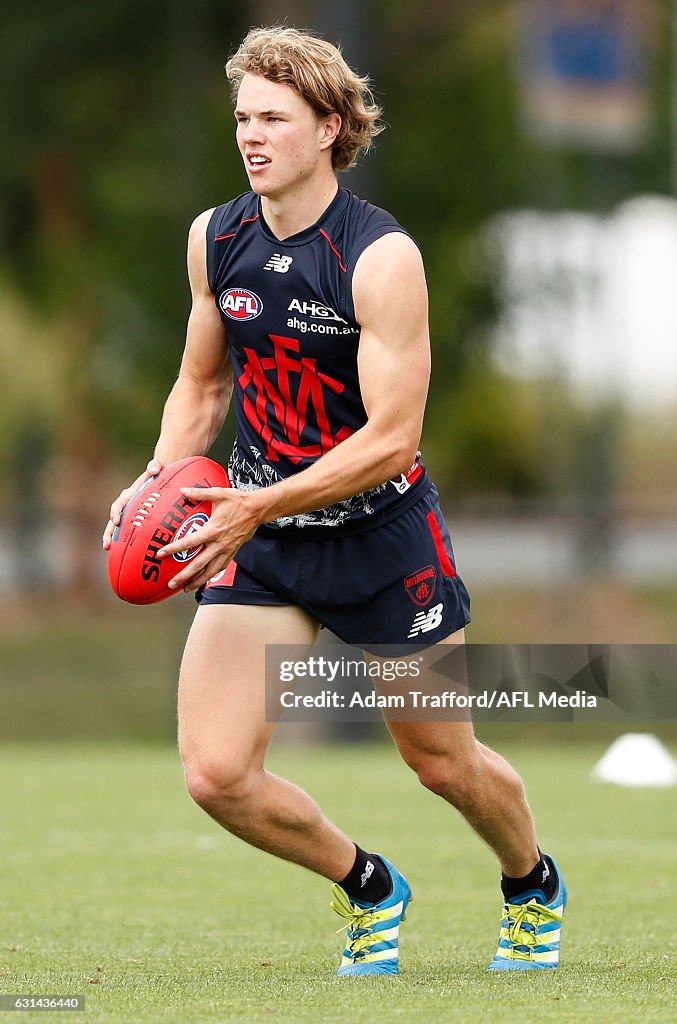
[{"left": 320, "top": 112, "right": 342, "bottom": 151}]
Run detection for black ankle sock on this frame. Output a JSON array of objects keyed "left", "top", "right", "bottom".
[
  {"left": 339, "top": 845, "right": 392, "bottom": 905},
  {"left": 501, "top": 850, "right": 557, "bottom": 904}
]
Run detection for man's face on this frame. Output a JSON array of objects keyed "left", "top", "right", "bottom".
[{"left": 235, "top": 74, "right": 333, "bottom": 198}]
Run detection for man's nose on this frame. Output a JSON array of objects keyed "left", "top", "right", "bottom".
[{"left": 241, "top": 118, "right": 266, "bottom": 144}]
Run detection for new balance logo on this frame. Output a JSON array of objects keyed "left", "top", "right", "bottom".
[
  {"left": 361, "top": 861, "right": 375, "bottom": 888},
  {"left": 264, "top": 253, "right": 293, "bottom": 273},
  {"left": 408, "top": 602, "right": 444, "bottom": 637}
]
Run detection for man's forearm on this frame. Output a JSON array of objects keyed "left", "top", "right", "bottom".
[
  {"left": 154, "top": 374, "right": 231, "bottom": 465},
  {"left": 245, "top": 421, "right": 416, "bottom": 525}
]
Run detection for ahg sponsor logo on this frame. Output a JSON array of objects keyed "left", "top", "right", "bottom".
[{"left": 287, "top": 298, "right": 346, "bottom": 322}]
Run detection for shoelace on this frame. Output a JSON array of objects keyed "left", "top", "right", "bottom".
[
  {"left": 502, "top": 900, "right": 563, "bottom": 960},
  {"left": 330, "top": 884, "right": 381, "bottom": 960}
]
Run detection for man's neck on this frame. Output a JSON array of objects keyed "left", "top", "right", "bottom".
[{"left": 260, "top": 176, "right": 339, "bottom": 241}]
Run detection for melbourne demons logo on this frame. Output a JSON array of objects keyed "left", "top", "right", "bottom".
[
  {"left": 220, "top": 288, "right": 263, "bottom": 321},
  {"left": 239, "top": 334, "right": 354, "bottom": 463},
  {"left": 404, "top": 565, "right": 437, "bottom": 606}
]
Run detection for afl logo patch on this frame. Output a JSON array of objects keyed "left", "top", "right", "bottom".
[
  {"left": 220, "top": 287, "right": 263, "bottom": 321},
  {"left": 172, "top": 513, "right": 209, "bottom": 563}
]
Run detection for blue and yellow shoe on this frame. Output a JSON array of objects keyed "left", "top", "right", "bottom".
[
  {"left": 330, "top": 856, "right": 412, "bottom": 976},
  {"left": 487, "top": 855, "right": 567, "bottom": 971}
]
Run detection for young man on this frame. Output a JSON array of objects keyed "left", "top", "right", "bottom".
[{"left": 103, "top": 26, "right": 566, "bottom": 975}]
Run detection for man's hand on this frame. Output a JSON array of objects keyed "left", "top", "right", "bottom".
[
  {"left": 157, "top": 486, "right": 262, "bottom": 592},
  {"left": 102, "top": 460, "right": 164, "bottom": 550}
]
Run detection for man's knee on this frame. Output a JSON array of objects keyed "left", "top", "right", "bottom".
[
  {"left": 183, "top": 754, "right": 258, "bottom": 815},
  {"left": 412, "top": 749, "right": 482, "bottom": 805}
]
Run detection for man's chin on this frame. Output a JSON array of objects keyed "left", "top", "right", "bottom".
[
  {"left": 248, "top": 180, "right": 283, "bottom": 201},
  {"left": 244, "top": 169, "right": 287, "bottom": 199},
  {"left": 246, "top": 181, "right": 266, "bottom": 198}
]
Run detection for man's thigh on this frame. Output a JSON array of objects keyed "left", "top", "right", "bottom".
[
  {"left": 179, "top": 602, "right": 320, "bottom": 769},
  {"left": 368, "top": 627, "right": 477, "bottom": 767}
]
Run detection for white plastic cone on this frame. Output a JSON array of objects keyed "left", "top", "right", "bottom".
[{"left": 592, "top": 733, "right": 677, "bottom": 788}]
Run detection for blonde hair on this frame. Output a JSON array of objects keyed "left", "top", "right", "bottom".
[{"left": 225, "top": 26, "right": 384, "bottom": 171}]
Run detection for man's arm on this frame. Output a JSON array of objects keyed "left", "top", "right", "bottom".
[
  {"left": 154, "top": 208, "right": 233, "bottom": 464},
  {"left": 102, "top": 208, "right": 231, "bottom": 548},
  {"left": 161, "top": 231, "right": 432, "bottom": 588}
]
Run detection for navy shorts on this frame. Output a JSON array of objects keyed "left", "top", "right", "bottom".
[{"left": 197, "top": 484, "right": 471, "bottom": 653}]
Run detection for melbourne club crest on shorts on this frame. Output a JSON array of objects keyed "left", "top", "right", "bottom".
[{"left": 404, "top": 565, "right": 436, "bottom": 606}]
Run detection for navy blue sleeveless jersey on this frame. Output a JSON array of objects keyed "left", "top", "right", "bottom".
[{"left": 206, "top": 186, "right": 431, "bottom": 533}]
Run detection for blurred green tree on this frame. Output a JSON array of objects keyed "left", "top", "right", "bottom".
[{"left": 0, "top": 0, "right": 244, "bottom": 590}]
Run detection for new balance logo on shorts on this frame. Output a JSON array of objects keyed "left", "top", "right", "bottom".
[
  {"left": 408, "top": 602, "right": 444, "bottom": 637},
  {"left": 264, "top": 253, "right": 293, "bottom": 273}
]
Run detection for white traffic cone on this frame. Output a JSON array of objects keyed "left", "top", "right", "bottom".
[{"left": 592, "top": 733, "right": 677, "bottom": 788}]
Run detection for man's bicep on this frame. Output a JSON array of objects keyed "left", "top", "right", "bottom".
[
  {"left": 180, "top": 292, "right": 231, "bottom": 387},
  {"left": 180, "top": 209, "right": 231, "bottom": 388},
  {"left": 357, "top": 323, "right": 429, "bottom": 435},
  {"left": 354, "top": 234, "right": 431, "bottom": 431}
]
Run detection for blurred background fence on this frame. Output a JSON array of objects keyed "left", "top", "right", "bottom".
[{"left": 2, "top": 0, "right": 677, "bottom": 743}]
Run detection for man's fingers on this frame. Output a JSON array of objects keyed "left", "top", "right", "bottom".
[
  {"left": 104, "top": 464, "right": 161, "bottom": 550},
  {"left": 104, "top": 492, "right": 130, "bottom": 549},
  {"left": 169, "top": 554, "right": 227, "bottom": 592},
  {"left": 180, "top": 486, "right": 228, "bottom": 502},
  {"left": 103, "top": 461, "right": 163, "bottom": 553},
  {"left": 114, "top": 464, "right": 162, "bottom": 520},
  {"left": 109, "top": 501, "right": 124, "bottom": 525},
  {"left": 183, "top": 557, "right": 231, "bottom": 592},
  {"left": 157, "top": 526, "right": 212, "bottom": 559}
]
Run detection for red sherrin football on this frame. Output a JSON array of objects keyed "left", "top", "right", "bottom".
[{"left": 108, "top": 456, "right": 230, "bottom": 604}]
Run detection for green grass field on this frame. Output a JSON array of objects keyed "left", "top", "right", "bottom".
[{"left": 0, "top": 740, "right": 675, "bottom": 1023}]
